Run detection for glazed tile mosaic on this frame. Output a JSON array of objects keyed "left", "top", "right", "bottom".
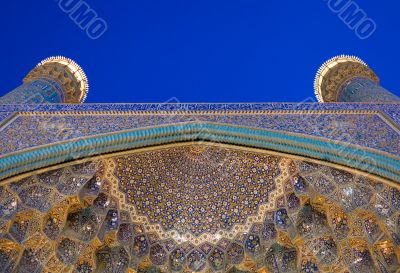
[
  {"left": 1, "top": 103, "right": 399, "bottom": 183},
  {"left": 0, "top": 111, "right": 399, "bottom": 156},
  {"left": 111, "top": 145, "right": 283, "bottom": 240},
  {"left": 0, "top": 143, "right": 399, "bottom": 273}
]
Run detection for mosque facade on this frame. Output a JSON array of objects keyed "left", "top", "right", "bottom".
[{"left": 0, "top": 55, "right": 399, "bottom": 272}]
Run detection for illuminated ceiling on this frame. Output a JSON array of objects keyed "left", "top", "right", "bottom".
[{"left": 0, "top": 143, "right": 399, "bottom": 272}]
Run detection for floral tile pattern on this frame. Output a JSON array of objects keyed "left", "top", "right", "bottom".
[{"left": 0, "top": 143, "right": 399, "bottom": 272}]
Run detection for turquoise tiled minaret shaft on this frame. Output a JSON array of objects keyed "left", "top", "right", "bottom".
[
  {"left": 314, "top": 55, "right": 400, "bottom": 102},
  {"left": 0, "top": 56, "right": 88, "bottom": 104},
  {"left": 338, "top": 77, "right": 400, "bottom": 102},
  {"left": 0, "top": 79, "right": 64, "bottom": 104}
]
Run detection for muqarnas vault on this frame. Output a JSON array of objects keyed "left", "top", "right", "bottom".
[{"left": 0, "top": 55, "right": 399, "bottom": 273}]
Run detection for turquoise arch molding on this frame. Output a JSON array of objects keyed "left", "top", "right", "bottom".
[{"left": 0, "top": 122, "right": 399, "bottom": 182}]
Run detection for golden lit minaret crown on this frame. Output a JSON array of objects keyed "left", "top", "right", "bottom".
[
  {"left": 314, "top": 55, "right": 379, "bottom": 102},
  {"left": 24, "top": 56, "right": 89, "bottom": 103}
]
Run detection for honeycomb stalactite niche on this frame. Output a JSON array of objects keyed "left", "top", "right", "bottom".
[{"left": 0, "top": 143, "right": 399, "bottom": 273}]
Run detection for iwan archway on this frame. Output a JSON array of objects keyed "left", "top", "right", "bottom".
[
  {"left": 0, "top": 55, "right": 399, "bottom": 272},
  {"left": 1, "top": 141, "right": 400, "bottom": 272}
]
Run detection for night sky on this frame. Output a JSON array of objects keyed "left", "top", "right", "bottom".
[{"left": 0, "top": 1, "right": 399, "bottom": 103}]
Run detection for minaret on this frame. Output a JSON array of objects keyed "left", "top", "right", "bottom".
[
  {"left": 314, "top": 55, "right": 400, "bottom": 102},
  {"left": 0, "top": 56, "right": 88, "bottom": 104}
]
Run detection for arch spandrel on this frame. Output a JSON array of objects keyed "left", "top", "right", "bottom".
[
  {"left": 0, "top": 142, "right": 399, "bottom": 273},
  {"left": 1, "top": 121, "right": 399, "bottom": 182}
]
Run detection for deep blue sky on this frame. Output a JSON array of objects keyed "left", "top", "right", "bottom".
[{"left": 0, "top": 1, "right": 399, "bottom": 102}]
